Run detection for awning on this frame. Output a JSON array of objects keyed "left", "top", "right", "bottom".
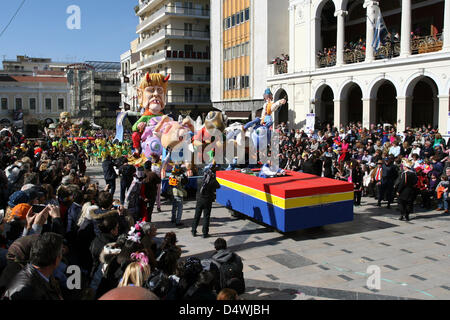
[{"left": 225, "top": 111, "right": 251, "bottom": 120}]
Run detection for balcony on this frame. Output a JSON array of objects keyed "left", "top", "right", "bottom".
[
  {"left": 169, "top": 73, "right": 210, "bottom": 83},
  {"left": 317, "top": 34, "right": 444, "bottom": 69},
  {"left": 137, "top": 50, "right": 210, "bottom": 70},
  {"left": 167, "top": 95, "right": 210, "bottom": 105},
  {"left": 411, "top": 34, "right": 443, "bottom": 54},
  {"left": 136, "top": 0, "right": 165, "bottom": 16},
  {"left": 136, "top": 5, "right": 210, "bottom": 34},
  {"left": 137, "top": 28, "right": 210, "bottom": 53}
]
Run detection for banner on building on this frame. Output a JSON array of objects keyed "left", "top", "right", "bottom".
[
  {"left": 447, "top": 112, "right": 450, "bottom": 136},
  {"left": 114, "top": 111, "right": 128, "bottom": 143},
  {"left": 306, "top": 113, "right": 316, "bottom": 132}
]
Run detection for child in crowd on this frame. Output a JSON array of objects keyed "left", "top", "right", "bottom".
[{"left": 436, "top": 175, "right": 449, "bottom": 213}]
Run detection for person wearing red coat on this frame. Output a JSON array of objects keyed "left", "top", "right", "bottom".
[{"left": 132, "top": 122, "right": 147, "bottom": 155}]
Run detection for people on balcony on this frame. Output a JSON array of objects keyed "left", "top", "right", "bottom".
[
  {"left": 317, "top": 22, "right": 444, "bottom": 68},
  {"left": 271, "top": 54, "right": 289, "bottom": 74}
]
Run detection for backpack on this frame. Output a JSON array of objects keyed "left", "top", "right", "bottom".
[
  {"left": 212, "top": 253, "right": 245, "bottom": 294},
  {"left": 199, "top": 170, "right": 214, "bottom": 196},
  {"left": 147, "top": 270, "right": 172, "bottom": 299}
]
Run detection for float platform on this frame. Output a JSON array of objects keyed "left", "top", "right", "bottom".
[{"left": 216, "top": 170, "right": 354, "bottom": 232}]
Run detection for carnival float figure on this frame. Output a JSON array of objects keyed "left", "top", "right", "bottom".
[
  {"left": 192, "top": 111, "right": 228, "bottom": 164},
  {"left": 128, "top": 72, "right": 194, "bottom": 168},
  {"left": 53, "top": 112, "right": 72, "bottom": 138},
  {"left": 244, "top": 89, "right": 286, "bottom": 148}
]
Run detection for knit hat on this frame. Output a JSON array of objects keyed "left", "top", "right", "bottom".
[
  {"left": 10, "top": 203, "right": 32, "bottom": 221},
  {"left": 8, "top": 191, "right": 29, "bottom": 208},
  {"left": 264, "top": 88, "right": 272, "bottom": 96},
  {"left": 25, "top": 187, "right": 45, "bottom": 202}
]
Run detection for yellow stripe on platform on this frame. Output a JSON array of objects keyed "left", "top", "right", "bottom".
[{"left": 217, "top": 178, "right": 354, "bottom": 209}]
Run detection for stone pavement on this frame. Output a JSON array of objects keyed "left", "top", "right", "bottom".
[{"left": 87, "top": 165, "right": 450, "bottom": 300}]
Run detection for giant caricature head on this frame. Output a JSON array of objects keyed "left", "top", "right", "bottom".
[
  {"left": 263, "top": 88, "right": 273, "bottom": 102},
  {"left": 60, "top": 112, "right": 72, "bottom": 125},
  {"left": 204, "top": 111, "right": 228, "bottom": 133},
  {"left": 138, "top": 73, "right": 170, "bottom": 116},
  {"left": 158, "top": 121, "right": 192, "bottom": 150}
]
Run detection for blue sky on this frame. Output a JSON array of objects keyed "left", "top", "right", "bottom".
[{"left": 0, "top": 0, "right": 139, "bottom": 63}]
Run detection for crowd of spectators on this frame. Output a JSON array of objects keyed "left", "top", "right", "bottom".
[
  {"left": 1, "top": 116, "right": 449, "bottom": 300},
  {"left": 274, "top": 121, "right": 450, "bottom": 218},
  {"left": 0, "top": 126, "right": 244, "bottom": 300}
]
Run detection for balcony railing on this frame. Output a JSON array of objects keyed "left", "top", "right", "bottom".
[
  {"left": 137, "top": 52, "right": 166, "bottom": 68},
  {"left": 137, "top": 50, "right": 210, "bottom": 69},
  {"left": 411, "top": 34, "right": 443, "bottom": 54},
  {"left": 318, "top": 54, "right": 337, "bottom": 68},
  {"left": 167, "top": 95, "right": 210, "bottom": 104},
  {"left": 170, "top": 74, "right": 210, "bottom": 82},
  {"left": 166, "top": 50, "right": 210, "bottom": 60},
  {"left": 136, "top": 0, "right": 164, "bottom": 16},
  {"left": 138, "top": 28, "right": 210, "bottom": 52},
  {"left": 137, "top": 5, "right": 210, "bottom": 33},
  {"left": 318, "top": 34, "right": 443, "bottom": 68}
]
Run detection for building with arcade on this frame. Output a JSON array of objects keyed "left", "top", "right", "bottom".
[{"left": 266, "top": 0, "right": 450, "bottom": 133}]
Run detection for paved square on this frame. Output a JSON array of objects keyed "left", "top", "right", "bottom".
[{"left": 88, "top": 166, "right": 450, "bottom": 300}]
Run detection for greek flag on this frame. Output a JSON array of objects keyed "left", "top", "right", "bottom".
[{"left": 372, "top": 12, "right": 388, "bottom": 51}]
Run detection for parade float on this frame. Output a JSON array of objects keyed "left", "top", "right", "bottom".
[{"left": 119, "top": 72, "right": 354, "bottom": 232}]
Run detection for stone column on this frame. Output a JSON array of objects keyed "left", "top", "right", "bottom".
[
  {"left": 364, "top": 1, "right": 379, "bottom": 62},
  {"left": 312, "top": 17, "right": 322, "bottom": 70},
  {"left": 433, "top": 97, "right": 439, "bottom": 128},
  {"left": 438, "top": 95, "right": 450, "bottom": 135},
  {"left": 400, "top": 0, "right": 412, "bottom": 57},
  {"left": 335, "top": 10, "right": 348, "bottom": 66},
  {"left": 289, "top": 4, "right": 296, "bottom": 72},
  {"left": 397, "top": 96, "right": 412, "bottom": 133},
  {"left": 315, "top": 99, "right": 322, "bottom": 121},
  {"left": 334, "top": 99, "right": 347, "bottom": 129},
  {"left": 362, "top": 98, "right": 376, "bottom": 130},
  {"left": 443, "top": 0, "right": 450, "bottom": 51}
]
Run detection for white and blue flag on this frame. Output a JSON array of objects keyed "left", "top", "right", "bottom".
[{"left": 372, "top": 12, "right": 388, "bottom": 51}]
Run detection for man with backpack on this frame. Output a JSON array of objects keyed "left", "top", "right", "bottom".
[
  {"left": 169, "top": 164, "right": 188, "bottom": 226},
  {"left": 209, "top": 238, "right": 245, "bottom": 295},
  {"left": 191, "top": 163, "right": 221, "bottom": 238}
]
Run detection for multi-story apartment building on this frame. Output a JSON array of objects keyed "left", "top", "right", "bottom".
[
  {"left": 81, "top": 61, "right": 121, "bottom": 121},
  {"left": 2, "top": 55, "right": 70, "bottom": 74},
  {"left": 210, "top": 0, "right": 289, "bottom": 122},
  {"left": 120, "top": 38, "right": 141, "bottom": 112},
  {"left": 0, "top": 56, "right": 72, "bottom": 125},
  {"left": 135, "top": 0, "right": 213, "bottom": 118},
  {"left": 267, "top": 0, "right": 450, "bottom": 133},
  {"left": 67, "top": 61, "right": 121, "bottom": 121}
]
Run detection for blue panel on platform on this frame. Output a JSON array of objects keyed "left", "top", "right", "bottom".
[{"left": 216, "top": 185, "right": 354, "bottom": 232}]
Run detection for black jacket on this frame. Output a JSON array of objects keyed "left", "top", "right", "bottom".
[
  {"left": 381, "top": 164, "right": 398, "bottom": 184},
  {"left": 2, "top": 264, "right": 63, "bottom": 300},
  {"left": 397, "top": 170, "right": 418, "bottom": 201},
  {"left": 119, "top": 164, "right": 136, "bottom": 186},
  {"left": 90, "top": 232, "right": 117, "bottom": 277},
  {"left": 102, "top": 159, "right": 117, "bottom": 181},
  {"left": 302, "top": 158, "right": 315, "bottom": 175},
  {"left": 199, "top": 171, "right": 221, "bottom": 201}
]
